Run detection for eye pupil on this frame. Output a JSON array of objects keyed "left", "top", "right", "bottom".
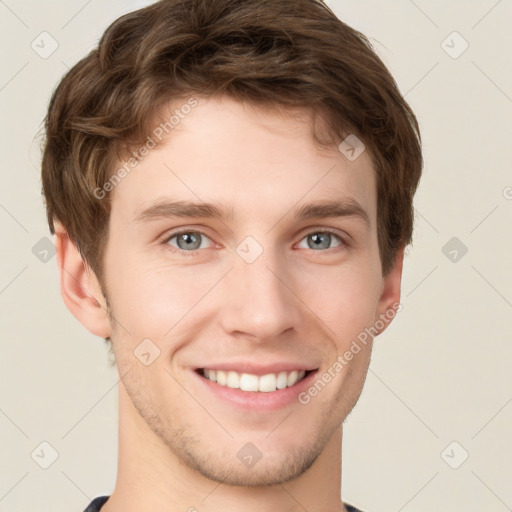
[
  {"left": 177, "top": 232, "right": 201, "bottom": 250},
  {"left": 309, "top": 232, "right": 331, "bottom": 250},
  {"left": 168, "top": 230, "right": 342, "bottom": 254}
]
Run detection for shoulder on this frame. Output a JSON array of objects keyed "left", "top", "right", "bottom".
[
  {"left": 345, "top": 503, "right": 367, "bottom": 512},
  {"left": 82, "top": 495, "right": 110, "bottom": 512}
]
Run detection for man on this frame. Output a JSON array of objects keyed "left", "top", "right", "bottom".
[{"left": 40, "top": 0, "right": 423, "bottom": 510}]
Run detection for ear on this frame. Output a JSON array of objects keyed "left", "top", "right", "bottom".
[
  {"left": 374, "top": 246, "right": 405, "bottom": 336},
  {"left": 54, "top": 222, "right": 111, "bottom": 338}
]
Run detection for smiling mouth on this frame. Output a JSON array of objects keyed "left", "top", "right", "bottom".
[{"left": 196, "top": 368, "right": 316, "bottom": 393}]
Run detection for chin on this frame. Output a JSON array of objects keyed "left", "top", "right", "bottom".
[{"left": 186, "top": 446, "right": 322, "bottom": 487}]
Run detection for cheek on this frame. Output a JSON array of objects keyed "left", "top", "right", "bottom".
[
  {"left": 107, "top": 258, "right": 225, "bottom": 339},
  {"left": 106, "top": 236, "right": 382, "bottom": 345},
  {"left": 294, "top": 259, "right": 382, "bottom": 338}
]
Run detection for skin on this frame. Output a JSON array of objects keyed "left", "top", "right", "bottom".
[{"left": 56, "top": 95, "right": 404, "bottom": 512}]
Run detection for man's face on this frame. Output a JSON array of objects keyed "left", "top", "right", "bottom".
[{"left": 99, "top": 95, "right": 400, "bottom": 486}]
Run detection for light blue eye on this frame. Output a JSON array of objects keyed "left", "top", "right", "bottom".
[
  {"left": 166, "top": 231, "right": 212, "bottom": 251},
  {"left": 164, "top": 229, "right": 344, "bottom": 254},
  {"left": 298, "top": 231, "right": 343, "bottom": 251}
]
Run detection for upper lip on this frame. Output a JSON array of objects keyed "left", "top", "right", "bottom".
[{"left": 195, "top": 362, "right": 319, "bottom": 376}]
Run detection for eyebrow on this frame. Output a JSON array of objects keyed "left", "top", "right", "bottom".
[{"left": 134, "top": 198, "right": 370, "bottom": 227}]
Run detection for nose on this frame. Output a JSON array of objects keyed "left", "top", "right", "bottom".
[{"left": 218, "top": 242, "right": 302, "bottom": 342}]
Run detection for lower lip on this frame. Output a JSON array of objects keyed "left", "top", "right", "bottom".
[{"left": 193, "top": 370, "right": 318, "bottom": 411}]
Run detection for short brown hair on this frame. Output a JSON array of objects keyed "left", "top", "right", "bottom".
[{"left": 41, "top": 0, "right": 422, "bottom": 285}]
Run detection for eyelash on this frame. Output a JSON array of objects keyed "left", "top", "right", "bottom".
[{"left": 161, "top": 228, "right": 349, "bottom": 256}]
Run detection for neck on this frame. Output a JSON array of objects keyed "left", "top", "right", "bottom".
[{"left": 102, "top": 382, "right": 348, "bottom": 512}]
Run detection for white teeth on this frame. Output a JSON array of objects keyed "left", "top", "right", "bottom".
[
  {"left": 226, "top": 371, "right": 240, "bottom": 389},
  {"left": 259, "top": 373, "right": 277, "bottom": 392},
  {"left": 276, "top": 371, "right": 288, "bottom": 390},
  {"left": 202, "top": 369, "right": 309, "bottom": 392},
  {"left": 287, "top": 370, "right": 299, "bottom": 387},
  {"left": 240, "top": 373, "right": 259, "bottom": 392},
  {"left": 216, "top": 370, "right": 227, "bottom": 386}
]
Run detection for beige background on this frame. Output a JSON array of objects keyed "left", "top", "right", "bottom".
[{"left": 1, "top": 1, "right": 511, "bottom": 511}]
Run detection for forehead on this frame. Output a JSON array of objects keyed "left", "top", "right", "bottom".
[{"left": 110, "top": 95, "right": 377, "bottom": 228}]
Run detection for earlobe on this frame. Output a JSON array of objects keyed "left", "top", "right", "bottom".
[
  {"left": 375, "top": 247, "right": 405, "bottom": 335},
  {"left": 54, "top": 223, "right": 111, "bottom": 338}
]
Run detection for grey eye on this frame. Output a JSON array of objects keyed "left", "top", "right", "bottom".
[
  {"left": 167, "top": 231, "right": 212, "bottom": 251},
  {"left": 298, "top": 232, "right": 343, "bottom": 251}
]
